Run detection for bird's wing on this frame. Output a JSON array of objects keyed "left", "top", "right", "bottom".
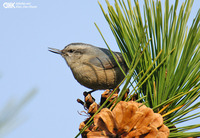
[{"left": 88, "top": 50, "right": 125, "bottom": 70}]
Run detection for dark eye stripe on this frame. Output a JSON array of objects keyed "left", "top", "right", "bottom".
[
  {"left": 67, "top": 49, "right": 85, "bottom": 54},
  {"left": 69, "top": 49, "right": 74, "bottom": 53}
]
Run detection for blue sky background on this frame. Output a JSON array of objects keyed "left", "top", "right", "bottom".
[{"left": 0, "top": 0, "right": 199, "bottom": 138}]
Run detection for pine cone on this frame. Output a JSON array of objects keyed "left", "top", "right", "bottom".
[
  {"left": 78, "top": 90, "right": 169, "bottom": 137},
  {"left": 88, "top": 101, "right": 169, "bottom": 137}
]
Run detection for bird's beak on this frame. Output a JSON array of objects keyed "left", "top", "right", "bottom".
[{"left": 48, "top": 47, "right": 62, "bottom": 54}]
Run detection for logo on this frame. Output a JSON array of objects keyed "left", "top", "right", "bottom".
[
  {"left": 3, "top": 2, "right": 37, "bottom": 8},
  {"left": 3, "top": 2, "right": 15, "bottom": 8}
]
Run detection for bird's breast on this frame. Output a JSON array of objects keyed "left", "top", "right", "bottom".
[{"left": 70, "top": 63, "right": 124, "bottom": 90}]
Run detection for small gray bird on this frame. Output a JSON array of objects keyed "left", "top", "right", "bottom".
[{"left": 49, "top": 43, "right": 128, "bottom": 91}]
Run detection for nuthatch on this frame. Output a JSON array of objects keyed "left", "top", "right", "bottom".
[{"left": 49, "top": 43, "right": 128, "bottom": 91}]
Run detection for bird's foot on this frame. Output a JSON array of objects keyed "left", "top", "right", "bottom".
[{"left": 83, "top": 90, "right": 96, "bottom": 97}]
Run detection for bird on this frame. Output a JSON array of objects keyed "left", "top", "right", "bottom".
[{"left": 49, "top": 43, "right": 128, "bottom": 92}]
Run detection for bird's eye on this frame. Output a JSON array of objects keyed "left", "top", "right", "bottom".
[{"left": 68, "top": 49, "right": 74, "bottom": 53}]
